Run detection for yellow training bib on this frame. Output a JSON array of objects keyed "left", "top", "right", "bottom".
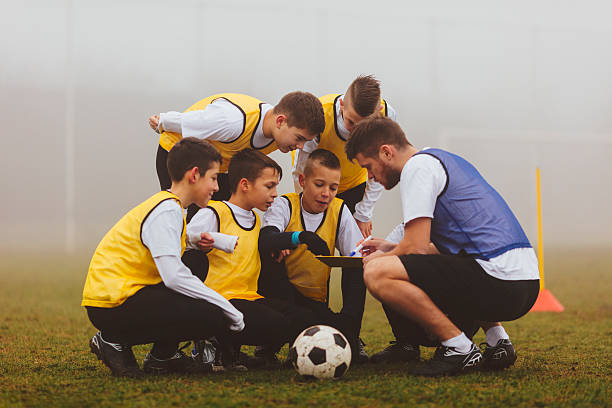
[
  {"left": 82, "top": 191, "right": 186, "bottom": 308},
  {"left": 283, "top": 193, "right": 344, "bottom": 302},
  {"left": 204, "top": 201, "right": 263, "bottom": 301},
  {"left": 159, "top": 93, "right": 278, "bottom": 172}
]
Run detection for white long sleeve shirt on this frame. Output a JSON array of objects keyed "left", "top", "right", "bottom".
[
  {"left": 141, "top": 199, "right": 244, "bottom": 331},
  {"left": 158, "top": 99, "right": 275, "bottom": 149},
  {"left": 291, "top": 94, "right": 396, "bottom": 222}
]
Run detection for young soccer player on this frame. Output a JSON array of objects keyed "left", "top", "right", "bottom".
[
  {"left": 258, "top": 149, "right": 367, "bottom": 363},
  {"left": 292, "top": 75, "right": 398, "bottom": 237},
  {"left": 149, "top": 92, "right": 325, "bottom": 217},
  {"left": 185, "top": 148, "right": 315, "bottom": 369},
  {"left": 82, "top": 138, "right": 244, "bottom": 377},
  {"left": 345, "top": 117, "right": 539, "bottom": 376}
]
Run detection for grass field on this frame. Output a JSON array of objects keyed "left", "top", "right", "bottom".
[{"left": 1, "top": 249, "right": 610, "bottom": 407}]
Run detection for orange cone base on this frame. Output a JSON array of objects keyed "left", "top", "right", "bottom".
[{"left": 529, "top": 288, "right": 564, "bottom": 312}]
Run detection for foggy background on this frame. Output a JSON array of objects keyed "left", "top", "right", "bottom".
[{"left": 2, "top": 0, "right": 612, "bottom": 256}]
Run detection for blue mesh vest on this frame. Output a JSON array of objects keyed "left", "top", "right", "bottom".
[{"left": 414, "top": 148, "right": 531, "bottom": 260}]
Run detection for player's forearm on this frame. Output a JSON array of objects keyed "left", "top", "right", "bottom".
[
  {"left": 158, "top": 112, "right": 183, "bottom": 133},
  {"left": 154, "top": 255, "right": 244, "bottom": 331},
  {"left": 259, "top": 226, "right": 297, "bottom": 253},
  {"left": 292, "top": 150, "right": 310, "bottom": 193},
  {"left": 354, "top": 179, "right": 384, "bottom": 222}
]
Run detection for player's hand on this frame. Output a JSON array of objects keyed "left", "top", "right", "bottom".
[
  {"left": 272, "top": 249, "right": 291, "bottom": 263},
  {"left": 149, "top": 114, "right": 161, "bottom": 133},
  {"left": 355, "top": 219, "right": 372, "bottom": 238},
  {"left": 196, "top": 232, "right": 215, "bottom": 251},
  {"left": 363, "top": 249, "right": 385, "bottom": 265},
  {"left": 299, "top": 231, "right": 330, "bottom": 256},
  {"left": 360, "top": 237, "right": 395, "bottom": 256}
]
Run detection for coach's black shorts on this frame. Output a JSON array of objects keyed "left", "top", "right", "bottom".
[{"left": 398, "top": 254, "right": 539, "bottom": 323}]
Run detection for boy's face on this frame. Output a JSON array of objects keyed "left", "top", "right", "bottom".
[
  {"left": 193, "top": 162, "right": 220, "bottom": 207},
  {"left": 273, "top": 115, "right": 315, "bottom": 153},
  {"left": 299, "top": 162, "right": 341, "bottom": 214},
  {"left": 247, "top": 167, "right": 280, "bottom": 211}
]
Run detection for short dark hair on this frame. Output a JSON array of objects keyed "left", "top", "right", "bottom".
[
  {"left": 167, "top": 137, "right": 222, "bottom": 182},
  {"left": 345, "top": 117, "right": 411, "bottom": 161},
  {"left": 228, "top": 148, "right": 283, "bottom": 193},
  {"left": 274, "top": 91, "right": 325, "bottom": 136},
  {"left": 345, "top": 75, "right": 381, "bottom": 117},
  {"left": 304, "top": 149, "right": 341, "bottom": 177}
]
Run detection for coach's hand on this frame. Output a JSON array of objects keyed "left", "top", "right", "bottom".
[
  {"left": 299, "top": 232, "right": 330, "bottom": 256},
  {"left": 356, "top": 219, "right": 372, "bottom": 238}
]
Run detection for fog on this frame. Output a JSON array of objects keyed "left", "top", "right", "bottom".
[{"left": 2, "top": 0, "right": 612, "bottom": 254}]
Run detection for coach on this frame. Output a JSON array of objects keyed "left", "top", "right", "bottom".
[{"left": 345, "top": 117, "right": 540, "bottom": 376}]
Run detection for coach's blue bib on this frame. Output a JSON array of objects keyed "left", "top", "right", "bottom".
[{"left": 414, "top": 148, "right": 531, "bottom": 260}]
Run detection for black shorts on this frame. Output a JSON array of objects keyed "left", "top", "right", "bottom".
[{"left": 398, "top": 254, "right": 539, "bottom": 323}]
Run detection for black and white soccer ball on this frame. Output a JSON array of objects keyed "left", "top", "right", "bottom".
[{"left": 288, "top": 325, "right": 352, "bottom": 379}]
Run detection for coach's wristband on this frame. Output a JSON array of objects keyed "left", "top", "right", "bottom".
[{"left": 291, "top": 232, "right": 301, "bottom": 246}]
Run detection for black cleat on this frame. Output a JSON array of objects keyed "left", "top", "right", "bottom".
[
  {"left": 215, "top": 344, "right": 248, "bottom": 372},
  {"left": 481, "top": 339, "right": 517, "bottom": 370},
  {"left": 251, "top": 346, "right": 281, "bottom": 368},
  {"left": 143, "top": 349, "right": 207, "bottom": 375},
  {"left": 412, "top": 343, "right": 482, "bottom": 377},
  {"left": 370, "top": 341, "right": 420, "bottom": 363},
  {"left": 89, "top": 332, "right": 142, "bottom": 378},
  {"left": 353, "top": 338, "right": 370, "bottom": 364},
  {"left": 192, "top": 339, "right": 223, "bottom": 373}
]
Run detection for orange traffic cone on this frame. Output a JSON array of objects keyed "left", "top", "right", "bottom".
[{"left": 530, "top": 168, "right": 563, "bottom": 313}]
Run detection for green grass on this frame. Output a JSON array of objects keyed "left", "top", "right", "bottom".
[{"left": 1, "top": 249, "right": 610, "bottom": 407}]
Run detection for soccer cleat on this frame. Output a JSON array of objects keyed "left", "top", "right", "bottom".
[
  {"left": 370, "top": 340, "right": 420, "bottom": 363},
  {"left": 411, "top": 343, "right": 482, "bottom": 376},
  {"left": 143, "top": 349, "right": 207, "bottom": 375},
  {"left": 192, "top": 339, "right": 222, "bottom": 372},
  {"left": 252, "top": 346, "right": 281, "bottom": 368},
  {"left": 480, "top": 339, "right": 517, "bottom": 370},
  {"left": 214, "top": 343, "right": 248, "bottom": 372},
  {"left": 89, "top": 332, "right": 142, "bottom": 378},
  {"left": 353, "top": 338, "right": 370, "bottom": 364}
]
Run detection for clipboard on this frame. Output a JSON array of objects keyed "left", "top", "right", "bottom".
[{"left": 315, "top": 256, "right": 363, "bottom": 268}]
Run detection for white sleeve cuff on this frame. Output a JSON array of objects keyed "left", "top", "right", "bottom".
[
  {"left": 352, "top": 208, "right": 371, "bottom": 223},
  {"left": 209, "top": 232, "right": 238, "bottom": 253},
  {"left": 159, "top": 111, "right": 183, "bottom": 133}
]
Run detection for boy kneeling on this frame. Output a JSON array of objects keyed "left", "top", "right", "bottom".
[
  {"left": 259, "top": 149, "right": 367, "bottom": 363},
  {"left": 185, "top": 149, "right": 315, "bottom": 369},
  {"left": 82, "top": 138, "right": 244, "bottom": 377}
]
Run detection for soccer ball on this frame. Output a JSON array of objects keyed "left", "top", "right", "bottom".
[{"left": 288, "top": 325, "right": 352, "bottom": 379}]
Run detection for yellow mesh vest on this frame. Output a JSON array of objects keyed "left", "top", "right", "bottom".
[
  {"left": 317, "top": 94, "right": 389, "bottom": 193},
  {"left": 82, "top": 191, "right": 186, "bottom": 308},
  {"left": 158, "top": 93, "right": 278, "bottom": 172},
  {"left": 204, "top": 201, "right": 263, "bottom": 301},
  {"left": 283, "top": 193, "right": 344, "bottom": 302}
]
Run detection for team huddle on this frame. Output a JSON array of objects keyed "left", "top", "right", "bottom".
[{"left": 82, "top": 75, "right": 540, "bottom": 378}]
